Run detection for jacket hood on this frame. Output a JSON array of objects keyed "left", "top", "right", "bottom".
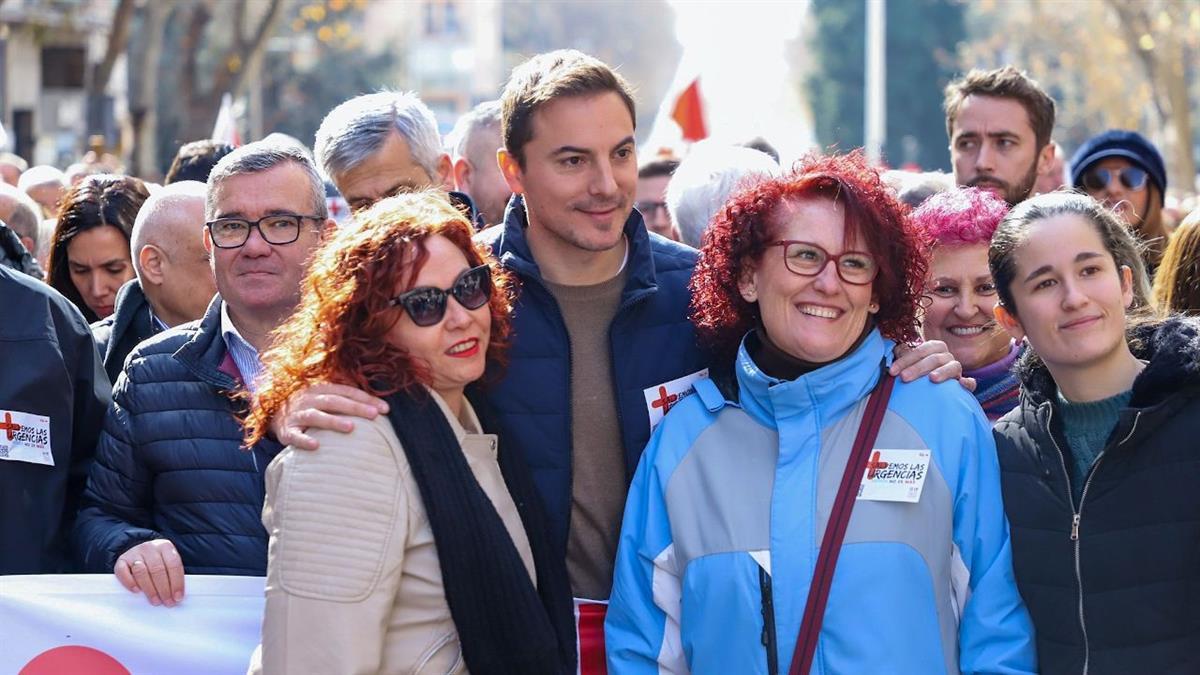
[{"left": 1015, "top": 315, "right": 1200, "bottom": 409}]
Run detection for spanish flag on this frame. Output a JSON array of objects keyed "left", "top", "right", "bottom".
[{"left": 671, "top": 77, "right": 708, "bottom": 142}]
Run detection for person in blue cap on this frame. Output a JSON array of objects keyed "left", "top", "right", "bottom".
[{"left": 1070, "top": 129, "right": 1168, "bottom": 274}]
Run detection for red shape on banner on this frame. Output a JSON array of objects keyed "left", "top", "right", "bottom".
[
  {"left": 20, "top": 646, "right": 130, "bottom": 675},
  {"left": 671, "top": 78, "right": 708, "bottom": 142}
]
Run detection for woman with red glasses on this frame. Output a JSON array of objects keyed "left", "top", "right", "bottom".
[
  {"left": 606, "top": 153, "right": 1035, "bottom": 674},
  {"left": 243, "top": 192, "right": 575, "bottom": 674},
  {"left": 1070, "top": 129, "right": 1168, "bottom": 274}
]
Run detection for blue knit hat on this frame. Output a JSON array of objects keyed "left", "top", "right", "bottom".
[{"left": 1070, "top": 129, "right": 1166, "bottom": 204}]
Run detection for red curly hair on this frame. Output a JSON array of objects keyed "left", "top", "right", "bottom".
[
  {"left": 690, "top": 150, "right": 929, "bottom": 361},
  {"left": 244, "top": 191, "right": 515, "bottom": 446}
]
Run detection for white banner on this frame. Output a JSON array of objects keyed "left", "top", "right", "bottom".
[{"left": 0, "top": 574, "right": 264, "bottom": 674}]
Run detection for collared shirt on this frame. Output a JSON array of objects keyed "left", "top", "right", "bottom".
[
  {"left": 150, "top": 309, "right": 169, "bottom": 333},
  {"left": 220, "top": 302, "right": 264, "bottom": 393}
]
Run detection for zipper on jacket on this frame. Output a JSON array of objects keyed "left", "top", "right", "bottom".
[
  {"left": 1047, "top": 406, "right": 1143, "bottom": 675},
  {"left": 607, "top": 292, "right": 654, "bottom": 476},
  {"left": 1044, "top": 404, "right": 1091, "bottom": 674},
  {"left": 759, "top": 566, "right": 779, "bottom": 675}
]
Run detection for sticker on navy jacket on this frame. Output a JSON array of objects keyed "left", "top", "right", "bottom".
[
  {"left": 643, "top": 369, "right": 709, "bottom": 432},
  {"left": 0, "top": 410, "right": 53, "bottom": 466},
  {"left": 857, "top": 449, "right": 930, "bottom": 503}
]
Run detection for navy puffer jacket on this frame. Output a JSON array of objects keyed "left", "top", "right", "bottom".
[
  {"left": 475, "top": 197, "right": 709, "bottom": 553},
  {"left": 74, "top": 295, "right": 281, "bottom": 575}
]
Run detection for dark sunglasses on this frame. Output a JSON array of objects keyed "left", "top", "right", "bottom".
[
  {"left": 389, "top": 264, "right": 492, "bottom": 327},
  {"left": 1082, "top": 166, "right": 1148, "bottom": 192}
]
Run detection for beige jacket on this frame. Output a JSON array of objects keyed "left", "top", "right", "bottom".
[{"left": 248, "top": 392, "right": 536, "bottom": 675}]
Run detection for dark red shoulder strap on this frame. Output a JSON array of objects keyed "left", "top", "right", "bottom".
[{"left": 788, "top": 368, "right": 895, "bottom": 675}]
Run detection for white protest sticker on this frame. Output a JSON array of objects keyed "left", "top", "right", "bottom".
[
  {"left": 643, "top": 368, "right": 709, "bottom": 432},
  {"left": 857, "top": 449, "right": 930, "bottom": 503},
  {"left": 0, "top": 410, "right": 53, "bottom": 466}
]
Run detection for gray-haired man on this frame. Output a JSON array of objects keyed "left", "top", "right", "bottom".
[
  {"left": 73, "top": 140, "right": 334, "bottom": 607},
  {"left": 315, "top": 90, "right": 452, "bottom": 212},
  {"left": 446, "top": 100, "right": 512, "bottom": 227}
]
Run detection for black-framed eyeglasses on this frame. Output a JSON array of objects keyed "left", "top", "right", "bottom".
[
  {"left": 636, "top": 200, "right": 668, "bottom": 215},
  {"left": 768, "top": 240, "right": 878, "bottom": 285},
  {"left": 389, "top": 264, "right": 492, "bottom": 327},
  {"left": 1082, "top": 166, "right": 1149, "bottom": 192},
  {"left": 205, "top": 214, "right": 324, "bottom": 249}
]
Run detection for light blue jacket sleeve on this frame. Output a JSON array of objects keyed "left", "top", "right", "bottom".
[
  {"left": 953, "top": 409, "right": 1038, "bottom": 674},
  {"left": 606, "top": 418, "right": 690, "bottom": 674}
]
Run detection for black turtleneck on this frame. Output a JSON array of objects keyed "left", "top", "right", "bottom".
[{"left": 748, "top": 320, "right": 876, "bottom": 382}]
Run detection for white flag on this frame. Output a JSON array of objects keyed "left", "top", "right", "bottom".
[
  {"left": 0, "top": 574, "right": 264, "bottom": 674},
  {"left": 212, "top": 93, "right": 242, "bottom": 147}
]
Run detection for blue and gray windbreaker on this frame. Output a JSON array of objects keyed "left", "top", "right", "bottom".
[{"left": 606, "top": 329, "right": 1036, "bottom": 674}]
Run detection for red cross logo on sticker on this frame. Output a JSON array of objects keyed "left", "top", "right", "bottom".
[
  {"left": 650, "top": 386, "right": 678, "bottom": 414},
  {"left": 0, "top": 412, "right": 21, "bottom": 441},
  {"left": 865, "top": 450, "right": 890, "bottom": 479}
]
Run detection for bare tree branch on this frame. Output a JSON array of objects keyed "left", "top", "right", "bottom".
[
  {"left": 234, "top": 0, "right": 248, "bottom": 53},
  {"left": 91, "top": 0, "right": 137, "bottom": 95},
  {"left": 181, "top": 0, "right": 214, "bottom": 110},
  {"left": 227, "top": 0, "right": 286, "bottom": 97}
]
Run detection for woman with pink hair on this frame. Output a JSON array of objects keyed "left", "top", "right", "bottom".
[{"left": 912, "top": 188, "right": 1018, "bottom": 420}]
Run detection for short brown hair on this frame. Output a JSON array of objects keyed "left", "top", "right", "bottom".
[
  {"left": 943, "top": 66, "right": 1056, "bottom": 150},
  {"left": 501, "top": 49, "right": 636, "bottom": 167}
]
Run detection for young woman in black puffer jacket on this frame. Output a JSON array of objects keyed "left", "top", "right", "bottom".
[{"left": 988, "top": 192, "right": 1200, "bottom": 675}]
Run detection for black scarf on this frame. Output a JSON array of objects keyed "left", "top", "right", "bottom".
[{"left": 383, "top": 386, "right": 576, "bottom": 675}]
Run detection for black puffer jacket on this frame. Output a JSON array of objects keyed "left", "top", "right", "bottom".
[
  {"left": 73, "top": 295, "right": 282, "bottom": 575},
  {"left": 91, "top": 278, "right": 163, "bottom": 385},
  {"left": 994, "top": 316, "right": 1200, "bottom": 675}
]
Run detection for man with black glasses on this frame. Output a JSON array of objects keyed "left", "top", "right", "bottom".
[
  {"left": 73, "top": 140, "right": 334, "bottom": 607},
  {"left": 636, "top": 158, "right": 681, "bottom": 241}
]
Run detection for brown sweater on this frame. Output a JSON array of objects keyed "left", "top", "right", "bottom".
[{"left": 544, "top": 269, "right": 628, "bottom": 600}]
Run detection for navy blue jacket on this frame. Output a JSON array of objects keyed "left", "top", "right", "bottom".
[
  {"left": 476, "top": 198, "right": 708, "bottom": 552},
  {"left": 74, "top": 295, "right": 282, "bottom": 575},
  {"left": 0, "top": 266, "right": 109, "bottom": 574},
  {"left": 91, "top": 278, "right": 164, "bottom": 386}
]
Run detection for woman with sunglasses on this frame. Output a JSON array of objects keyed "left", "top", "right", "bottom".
[
  {"left": 988, "top": 192, "right": 1200, "bottom": 673},
  {"left": 606, "top": 153, "right": 1035, "bottom": 675},
  {"left": 1070, "top": 129, "right": 1168, "bottom": 275},
  {"left": 244, "top": 192, "right": 575, "bottom": 674}
]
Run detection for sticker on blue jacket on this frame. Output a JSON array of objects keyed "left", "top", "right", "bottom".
[{"left": 857, "top": 449, "right": 930, "bottom": 503}]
